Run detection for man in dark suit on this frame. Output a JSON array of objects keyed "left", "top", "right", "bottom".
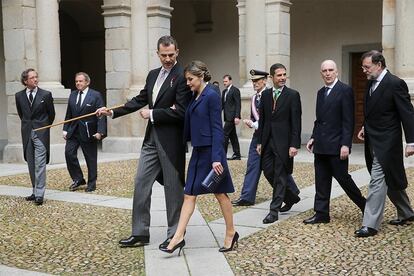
[
  {"left": 355, "top": 50, "right": 414, "bottom": 237},
  {"left": 63, "top": 72, "right": 107, "bottom": 192},
  {"left": 256, "top": 63, "right": 302, "bottom": 224},
  {"left": 15, "top": 68, "right": 55, "bottom": 205},
  {"left": 303, "top": 60, "right": 366, "bottom": 225},
  {"left": 222, "top": 74, "right": 241, "bottom": 160},
  {"left": 97, "top": 36, "right": 191, "bottom": 248}
]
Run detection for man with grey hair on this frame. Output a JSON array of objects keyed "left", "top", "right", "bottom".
[
  {"left": 304, "top": 60, "right": 366, "bottom": 225},
  {"left": 63, "top": 72, "right": 107, "bottom": 193},
  {"left": 15, "top": 68, "right": 55, "bottom": 205},
  {"left": 355, "top": 50, "right": 414, "bottom": 237}
]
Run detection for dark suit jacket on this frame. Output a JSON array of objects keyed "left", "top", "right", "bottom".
[
  {"left": 311, "top": 80, "right": 354, "bottom": 155},
  {"left": 184, "top": 86, "right": 224, "bottom": 162},
  {"left": 15, "top": 88, "right": 55, "bottom": 163},
  {"left": 63, "top": 88, "right": 107, "bottom": 143},
  {"left": 113, "top": 63, "right": 192, "bottom": 184},
  {"left": 364, "top": 71, "right": 414, "bottom": 190},
  {"left": 257, "top": 86, "right": 302, "bottom": 174},
  {"left": 222, "top": 85, "right": 241, "bottom": 122}
]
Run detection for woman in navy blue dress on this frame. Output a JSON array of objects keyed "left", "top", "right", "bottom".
[{"left": 160, "top": 61, "right": 238, "bottom": 255}]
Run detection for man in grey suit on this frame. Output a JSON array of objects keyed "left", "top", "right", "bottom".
[
  {"left": 97, "top": 36, "right": 191, "bottom": 248},
  {"left": 355, "top": 50, "right": 414, "bottom": 237},
  {"left": 15, "top": 68, "right": 55, "bottom": 205}
]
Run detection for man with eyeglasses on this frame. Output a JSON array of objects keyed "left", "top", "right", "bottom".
[
  {"left": 256, "top": 63, "right": 302, "bottom": 224},
  {"left": 355, "top": 50, "right": 414, "bottom": 237}
]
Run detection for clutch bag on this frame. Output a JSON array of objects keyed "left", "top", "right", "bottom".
[{"left": 201, "top": 168, "right": 226, "bottom": 192}]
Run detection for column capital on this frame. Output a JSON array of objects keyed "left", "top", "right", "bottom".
[
  {"left": 102, "top": 3, "right": 131, "bottom": 17},
  {"left": 147, "top": 5, "right": 173, "bottom": 18},
  {"left": 265, "top": 0, "right": 292, "bottom": 8}
]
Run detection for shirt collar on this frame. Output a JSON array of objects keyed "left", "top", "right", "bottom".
[
  {"left": 161, "top": 61, "right": 177, "bottom": 74},
  {"left": 375, "top": 68, "right": 388, "bottom": 83},
  {"left": 80, "top": 87, "right": 89, "bottom": 95},
  {"left": 325, "top": 78, "right": 338, "bottom": 89},
  {"left": 257, "top": 87, "right": 266, "bottom": 95},
  {"left": 26, "top": 87, "right": 38, "bottom": 94},
  {"left": 273, "top": 86, "right": 284, "bottom": 92}
]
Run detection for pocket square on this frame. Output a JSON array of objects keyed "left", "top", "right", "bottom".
[
  {"left": 41, "top": 100, "right": 44, "bottom": 103},
  {"left": 86, "top": 103, "right": 92, "bottom": 106}
]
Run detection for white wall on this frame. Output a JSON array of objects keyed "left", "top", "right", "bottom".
[
  {"left": 171, "top": 0, "right": 239, "bottom": 89},
  {"left": 290, "top": 0, "right": 382, "bottom": 138}
]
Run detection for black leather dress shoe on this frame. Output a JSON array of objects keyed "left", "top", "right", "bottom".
[
  {"left": 280, "top": 196, "right": 301, "bottom": 212},
  {"left": 25, "top": 194, "right": 35, "bottom": 201},
  {"left": 119, "top": 235, "right": 150, "bottom": 247},
  {"left": 388, "top": 215, "right": 414, "bottom": 226},
  {"left": 231, "top": 198, "right": 254, "bottom": 206},
  {"left": 69, "top": 179, "right": 86, "bottom": 191},
  {"left": 85, "top": 186, "right": 96, "bottom": 192},
  {"left": 355, "top": 226, "right": 377, "bottom": 237},
  {"left": 34, "top": 197, "right": 43, "bottom": 205},
  {"left": 303, "top": 215, "right": 330, "bottom": 224},
  {"left": 227, "top": 155, "right": 241, "bottom": 160},
  {"left": 263, "top": 213, "right": 278, "bottom": 224}
]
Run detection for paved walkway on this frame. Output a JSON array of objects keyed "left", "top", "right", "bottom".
[{"left": 1, "top": 146, "right": 413, "bottom": 275}]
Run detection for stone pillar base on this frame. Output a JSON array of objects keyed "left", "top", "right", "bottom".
[
  {"left": 102, "top": 137, "right": 144, "bottom": 153},
  {"left": 3, "top": 143, "right": 66, "bottom": 164}
]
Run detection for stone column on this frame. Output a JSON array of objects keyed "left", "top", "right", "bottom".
[
  {"left": 382, "top": 0, "right": 395, "bottom": 73},
  {"left": 237, "top": 0, "right": 247, "bottom": 85},
  {"left": 394, "top": 0, "right": 414, "bottom": 94},
  {"left": 147, "top": 0, "right": 173, "bottom": 69},
  {"left": 265, "top": 0, "right": 292, "bottom": 74},
  {"left": 131, "top": 0, "right": 149, "bottom": 91},
  {"left": 36, "top": 0, "right": 64, "bottom": 89}
]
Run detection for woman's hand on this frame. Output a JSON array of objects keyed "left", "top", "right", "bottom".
[{"left": 212, "top": 162, "right": 223, "bottom": 175}]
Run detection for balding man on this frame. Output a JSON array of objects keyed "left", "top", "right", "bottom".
[{"left": 303, "top": 60, "right": 366, "bottom": 225}]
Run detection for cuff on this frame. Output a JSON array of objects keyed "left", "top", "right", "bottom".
[{"left": 150, "top": 110, "right": 154, "bottom": 123}]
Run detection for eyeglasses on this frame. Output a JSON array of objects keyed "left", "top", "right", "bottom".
[{"left": 361, "top": 63, "right": 378, "bottom": 71}]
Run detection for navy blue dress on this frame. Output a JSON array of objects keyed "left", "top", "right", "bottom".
[{"left": 183, "top": 85, "right": 234, "bottom": 195}]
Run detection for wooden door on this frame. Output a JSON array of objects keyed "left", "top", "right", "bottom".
[{"left": 351, "top": 53, "right": 366, "bottom": 143}]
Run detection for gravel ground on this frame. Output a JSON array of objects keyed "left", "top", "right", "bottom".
[
  {"left": 225, "top": 168, "right": 414, "bottom": 275},
  {"left": 0, "top": 196, "right": 144, "bottom": 275}
]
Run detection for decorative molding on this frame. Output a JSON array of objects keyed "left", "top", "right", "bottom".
[
  {"left": 102, "top": 4, "right": 131, "bottom": 17},
  {"left": 147, "top": 5, "right": 173, "bottom": 18}
]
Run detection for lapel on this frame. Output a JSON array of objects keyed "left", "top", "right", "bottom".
[
  {"left": 148, "top": 68, "right": 160, "bottom": 106},
  {"left": 31, "top": 88, "right": 43, "bottom": 114},
  {"left": 365, "top": 73, "right": 388, "bottom": 116},
  {"left": 316, "top": 89, "right": 325, "bottom": 118},
  {"left": 190, "top": 89, "right": 207, "bottom": 112},
  {"left": 19, "top": 89, "right": 32, "bottom": 114},
  {"left": 320, "top": 81, "right": 340, "bottom": 114},
  {"left": 79, "top": 89, "right": 92, "bottom": 112},
  {"left": 272, "top": 86, "right": 288, "bottom": 114},
  {"left": 154, "top": 64, "right": 179, "bottom": 106}
]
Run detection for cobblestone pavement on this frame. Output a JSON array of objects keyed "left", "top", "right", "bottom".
[
  {"left": 225, "top": 168, "right": 414, "bottom": 275},
  {"left": 0, "top": 196, "right": 144, "bottom": 275}
]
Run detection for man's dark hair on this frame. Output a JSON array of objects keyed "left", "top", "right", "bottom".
[
  {"left": 223, "top": 74, "right": 232, "bottom": 80},
  {"left": 361, "top": 50, "right": 386, "bottom": 68},
  {"left": 157, "top": 35, "right": 178, "bottom": 50},
  {"left": 269, "top": 63, "right": 287, "bottom": 76},
  {"left": 21, "top": 68, "right": 36, "bottom": 86}
]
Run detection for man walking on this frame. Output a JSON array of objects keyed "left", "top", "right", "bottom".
[
  {"left": 303, "top": 60, "right": 366, "bottom": 225},
  {"left": 97, "top": 36, "right": 191, "bottom": 247},
  {"left": 15, "top": 68, "right": 55, "bottom": 205}
]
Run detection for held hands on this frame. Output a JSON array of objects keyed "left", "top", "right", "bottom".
[
  {"left": 306, "top": 138, "right": 314, "bottom": 153},
  {"left": 96, "top": 107, "right": 112, "bottom": 117},
  {"left": 357, "top": 127, "right": 364, "bottom": 141},
  {"left": 234, "top": 118, "right": 240, "bottom": 125},
  {"left": 340, "top": 145, "right": 349, "bottom": 160},
  {"left": 213, "top": 162, "right": 223, "bottom": 175},
  {"left": 289, "top": 147, "right": 298, "bottom": 158},
  {"left": 405, "top": 145, "right": 414, "bottom": 157}
]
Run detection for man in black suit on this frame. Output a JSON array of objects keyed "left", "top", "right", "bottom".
[
  {"left": 355, "top": 50, "right": 414, "bottom": 237},
  {"left": 97, "top": 36, "right": 191, "bottom": 248},
  {"left": 222, "top": 74, "right": 241, "bottom": 160},
  {"left": 15, "top": 68, "right": 55, "bottom": 205},
  {"left": 63, "top": 72, "right": 107, "bottom": 192},
  {"left": 256, "top": 63, "right": 302, "bottom": 224},
  {"left": 303, "top": 60, "right": 366, "bottom": 225}
]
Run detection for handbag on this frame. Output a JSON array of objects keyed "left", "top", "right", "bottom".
[{"left": 201, "top": 168, "right": 226, "bottom": 192}]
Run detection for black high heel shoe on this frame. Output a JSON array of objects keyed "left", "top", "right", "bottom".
[
  {"left": 159, "top": 239, "right": 185, "bottom": 256},
  {"left": 219, "top": 232, "right": 239, "bottom": 252}
]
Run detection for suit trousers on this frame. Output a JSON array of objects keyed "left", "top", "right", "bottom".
[
  {"left": 314, "top": 154, "right": 366, "bottom": 219},
  {"left": 240, "top": 136, "right": 261, "bottom": 203},
  {"left": 65, "top": 132, "right": 98, "bottom": 189},
  {"left": 362, "top": 154, "right": 414, "bottom": 230},
  {"left": 223, "top": 121, "right": 240, "bottom": 156},
  {"left": 131, "top": 130, "right": 184, "bottom": 238},
  {"left": 26, "top": 130, "right": 47, "bottom": 198}
]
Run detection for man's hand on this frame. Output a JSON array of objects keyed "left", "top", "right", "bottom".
[
  {"left": 306, "top": 138, "right": 314, "bottom": 153},
  {"left": 63, "top": 131, "right": 67, "bottom": 140},
  {"left": 357, "top": 127, "right": 364, "bottom": 141},
  {"left": 96, "top": 107, "right": 112, "bottom": 117},
  {"left": 243, "top": 119, "right": 253, "bottom": 128},
  {"left": 93, "top": 133, "right": 102, "bottom": 141},
  {"left": 405, "top": 145, "right": 414, "bottom": 157},
  {"left": 140, "top": 109, "right": 151, "bottom": 119},
  {"left": 234, "top": 118, "right": 240, "bottom": 125},
  {"left": 340, "top": 145, "right": 349, "bottom": 160},
  {"left": 289, "top": 147, "right": 298, "bottom": 158},
  {"left": 256, "top": 144, "right": 262, "bottom": 155}
]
